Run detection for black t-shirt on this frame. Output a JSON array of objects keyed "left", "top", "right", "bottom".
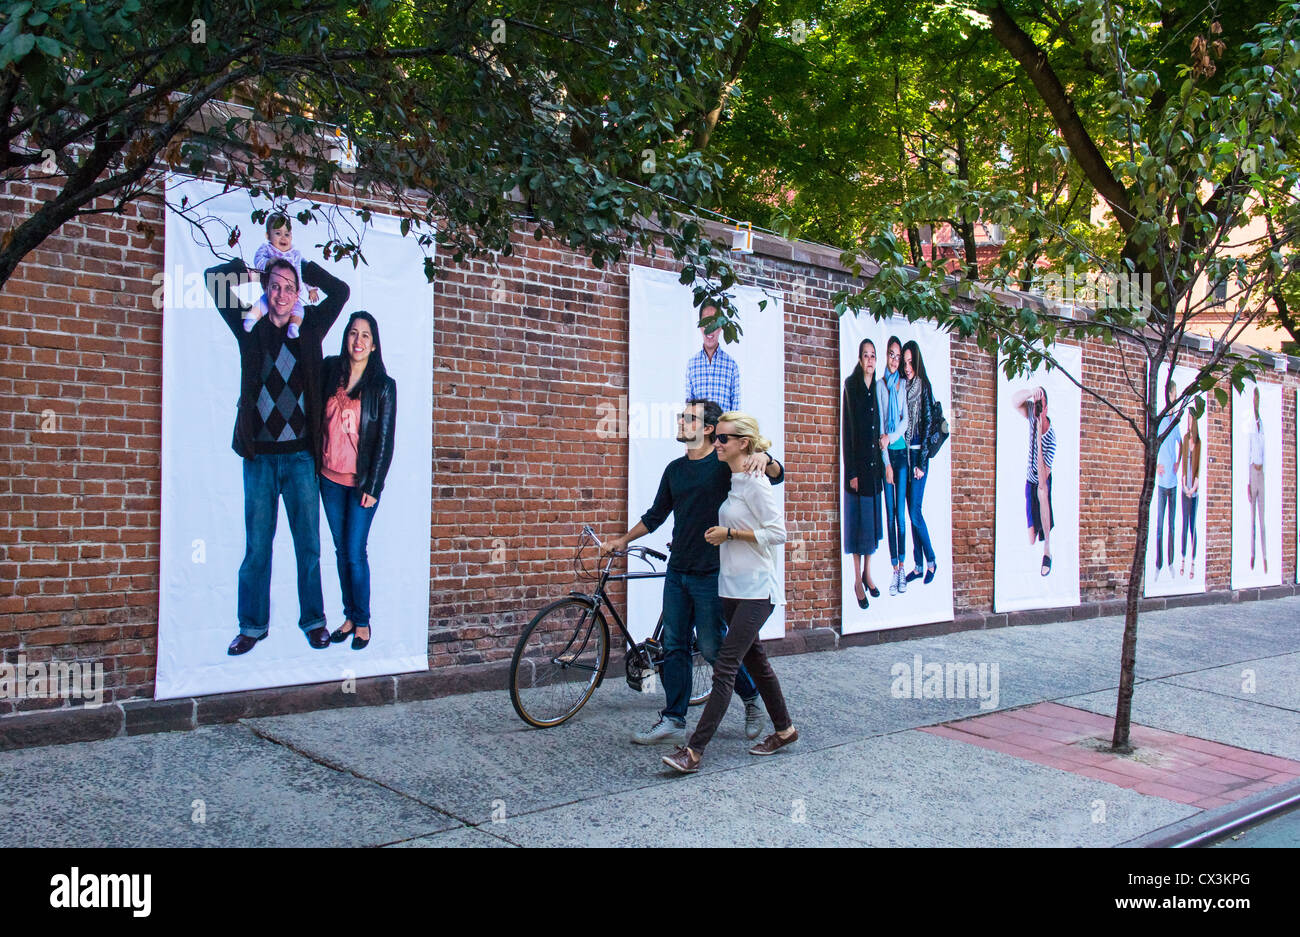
[{"left": 639, "top": 450, "right": 784, "bottom": 575}]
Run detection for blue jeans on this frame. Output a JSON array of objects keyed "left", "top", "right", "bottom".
[
  {"left": 908, "top": 449, "right": 936, "bottom": 569},
  {"left": 319, "top": 475, "right": 379, "bottom": 626},
  {"left": 237, "top": 450, "right": 325, "bottom": 637},
  {"left": 660, "top": 568, "right": 758, "bottom": 723},
  {"left": 884, "top": 447, "right": 909, "bottom": 565}
]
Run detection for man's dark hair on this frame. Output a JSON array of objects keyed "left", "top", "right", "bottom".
[
  {"left": 266, "top": 212, "right": 291, "bottom": 237},
  {"left": 685, "top": 397, "right": 722, "bottom": 432},
  {"left": 260, "top": 257, "right": 299, "bottom": 293}
]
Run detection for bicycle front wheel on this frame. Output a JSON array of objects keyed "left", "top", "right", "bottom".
[{"left": 510, "top": 598, "right": 610, "bottom": 728}]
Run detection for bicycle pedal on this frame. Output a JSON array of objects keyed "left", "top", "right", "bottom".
[{"left": 639, "top": 673, "right": 657, "bottom": 695}]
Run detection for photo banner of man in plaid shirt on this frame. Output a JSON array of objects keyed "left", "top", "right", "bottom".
[{"left": 685, "top": 303, "right": 742, "bottom": 412}]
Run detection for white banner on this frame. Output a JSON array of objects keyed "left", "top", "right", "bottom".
[
  {"left": 994, "top": 346, "right": 1082, "bottom": 612},
  {"left": 157, "top": 177, "right": 433, "bottom": 699},
  {"left": 838, "top": 315, "right": 954, "bottom": 634},
  {"left": 625, "top": 265, "right": 785, "bottom": 641},
  {"left": 1230, "top": 380, "right": 1282, "bottom": 589},
  {"left": 1143, "top": 364, "right": 1208, "bottom": 597}
]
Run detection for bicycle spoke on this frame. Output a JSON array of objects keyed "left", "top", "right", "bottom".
[{"left": 511, "top": 600, "right": 607, "bottom": 726}]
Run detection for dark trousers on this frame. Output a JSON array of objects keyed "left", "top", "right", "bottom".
[
  {"left": 688, "top": 598, "right": 791, "bottom": 753},
  {"left": 1155, "top": 485, "right": 1176, "bottom": 569},
  {"left": 660, "top": 569, "right": 758, "bottom": 722},
  {"left": 1180, "top": 492, "right": 1198, "bottom": 558}
]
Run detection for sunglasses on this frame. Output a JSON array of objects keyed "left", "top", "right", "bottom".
[{"left": 713, "top": 433, "right": 744, "bottom": 445}]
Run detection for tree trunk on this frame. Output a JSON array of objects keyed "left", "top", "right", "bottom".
[{"left": 1112, "top": 421, "right": 1159, "bottom": 750}]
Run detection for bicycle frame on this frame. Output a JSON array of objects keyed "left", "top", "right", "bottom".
[{"left": 566, "top": 557, "right": 665, "bottom": 656}]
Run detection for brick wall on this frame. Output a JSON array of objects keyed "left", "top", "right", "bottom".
[{"left": 1, "top": 186, "right": 1297, "bottom": 718}]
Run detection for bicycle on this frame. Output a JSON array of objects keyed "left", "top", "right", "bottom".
[{"left": 508, "top": 526, "right": 714, "bottom": 728}]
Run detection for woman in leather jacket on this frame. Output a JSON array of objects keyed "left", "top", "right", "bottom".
[
  {"left": 842, "top": 338, "right": 886, "bottom": 610},
  {"left": 902, "top": 340, "right": 937, "bottom": 585},
  {"left": 319, "top": 311, "right": 397, "bottom": 650}
]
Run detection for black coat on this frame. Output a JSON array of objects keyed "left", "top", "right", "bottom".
[
  {"left": 205, "top": 257, "right": 349, "bottom": 472},
  {"left": 321, "top": 356, "right": 398, "bottom": 501},
  {"left": 842, "top": 372, "right": 884, "bottom": 495}
]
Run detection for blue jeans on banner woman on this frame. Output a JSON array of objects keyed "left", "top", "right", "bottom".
[
  {"left": 659, "top": 567, "right": 759, "bottom": 724},
  {"left": 908, "top": 449, "right": 936, "bottom": 569},
  {"left": 237, "top": 450, "right": 326, "bottom": 638},
  {"left": 884, "top": 447, "right": 910, "bottom": 565},
  {"left": 319, "top": 474, "right": 379, "bottom": 627}
]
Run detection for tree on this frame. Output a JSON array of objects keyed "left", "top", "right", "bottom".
[
  {"left": 709, "top": 0, "right": 1096, "bottom": 278},
  {"left": 836, "top": 0, "right": 1300, "bottom": 749},
  {"left": 0, "top": 0, "right": 760, "bottom": 320}
]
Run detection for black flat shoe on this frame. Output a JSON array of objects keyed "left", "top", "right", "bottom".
[
  {"left": 924, "top": 562, "right": 937, "bottom": 585},
  {"left": 857, "top": 595, "right": 869, "bottom": 610},
  {"left": 351, "top": 627, "right": 370, "bottom": 651},
  {"left": 329, "top": 622, "right": 354, "bottom": 644},
  {"left": 868, "top": 585, "right": 880, "bottom": 598},
  {"left": 227, "top": 633, "right": 266, "bottom": 656},
  {"left": 306, "top": 626, "right": 331, "bottom": 649}
]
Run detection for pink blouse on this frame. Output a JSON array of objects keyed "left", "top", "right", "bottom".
[{"left": 322, "top": 385, "right": 361, "bottom": 486}]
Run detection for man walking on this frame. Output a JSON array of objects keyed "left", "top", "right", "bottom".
[
  {"left": 604, "top": 399, "right": 784, "bottom": 744},
  {"left": 205, "top": 254, "right": 350, "bottom": 655},
  {"left": 684, "top": 304, "right": 741, "bottom": 412}
]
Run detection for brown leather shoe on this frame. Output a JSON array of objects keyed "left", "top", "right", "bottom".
[
  {"left": 749, "top": 728, "right": 798, "bottom": 756},
  {"left": 662, "top": 745, "right": 701, "bottom": 774}
]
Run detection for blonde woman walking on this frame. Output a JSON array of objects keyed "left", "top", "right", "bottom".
[{"left": 662, "top": 412, "right": 797, "bottom": 773}]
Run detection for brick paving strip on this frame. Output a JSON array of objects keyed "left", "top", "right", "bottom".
[{"left": 920, "top": 701, "right": 1300, "bottom": 809}]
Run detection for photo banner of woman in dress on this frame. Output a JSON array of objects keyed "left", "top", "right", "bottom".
[
  {"left": 1143, "top": 364, "right": 1208, "bottom": 597},
  {"left": 157, "top": 177, "right": 433, "bottom": 699},
  {"left": 625, "top": 264, "right": 786, "bottom": 642},
  {"left": 1230, "top": 380, "right": 1282, "bottom": 590},
  {"left": 994, "top": 345, "right": 1082, "bottom": 613},
  {"left": 838, "top": 314, "right": 953, "bottom": 635}
]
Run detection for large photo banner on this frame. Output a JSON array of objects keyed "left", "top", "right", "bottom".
[
  {"left": 838, "top": 314, "right": 954, "bottom": 635},
  {"left": 1144, "top": 364, "right": 1208, "bottom": 597},
  {"left": 157, "top": 177, "right": 433, "bottom": 699},
  {"left": 1230, "top": 380, "right": 1282, "bottom": 590},
  {"left": 626, "top": 264, "right": 785, "bottom": 641},
  {"left": 993, "top": 345, "right": 1082, "bottom": 613}
]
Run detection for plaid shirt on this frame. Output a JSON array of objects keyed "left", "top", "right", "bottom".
[{"left": 685, "top": 346, "right": 741, "bottom": 412}]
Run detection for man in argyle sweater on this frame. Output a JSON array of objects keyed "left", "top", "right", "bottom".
[{"left": 205, "top": 255, "right": 350, "bottom": 655}]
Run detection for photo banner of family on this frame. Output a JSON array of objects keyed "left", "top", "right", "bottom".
[
  {"left": 1144, "top": 364, "right": 1209, "bottom": 598},
  {"left": 993, "top": 345, "right": 1083, "bottom": 613},
  {"left": 838, "top": 314, "right": 954, "bottom": 635},
  {"left": 1230, "top": 379, "right": 1282, "bottom": 591},
  {"left": 626, "top": 264, "right": 787, "bottom": 643},
  {"left": 156, "top": 176, "right": 434, "bottom": 699}
]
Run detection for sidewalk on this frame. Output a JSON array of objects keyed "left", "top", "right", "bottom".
[{"left": 2, "top": 596, "right": 1297, "bottom": 847}]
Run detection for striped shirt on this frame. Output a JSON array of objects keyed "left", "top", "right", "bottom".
[
  {"left": 685, "top": 346, "right": 741, "bottom": 412},
  {"left": 1027, "top": 417, "right": 1056, "bottom": 484}
]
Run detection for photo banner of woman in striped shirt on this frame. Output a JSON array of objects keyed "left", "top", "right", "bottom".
[{"left": 994, "top": 345, "right": 1082, "bottom": 613}]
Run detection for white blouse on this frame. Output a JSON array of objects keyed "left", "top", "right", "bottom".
[{"left": 717, "top": 472, "right": 787, "bottom": 605}]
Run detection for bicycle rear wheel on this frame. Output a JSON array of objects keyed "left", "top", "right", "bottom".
[{"left": 510, "top": 598, "right": 610, "bottom": 728}]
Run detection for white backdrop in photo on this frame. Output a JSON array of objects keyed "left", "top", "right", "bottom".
[
  {"left": 1143, "top": 364, "right": 1208, "bottom": 597},
  {"left": 157, "top": 176, "right": 433, "bottom": 699},
  {"left": 1230, "top": 381, "right": 1282, "bottom": 590},
  {"left": 838, "top": 315, "right": 954, "bottom": 635},
  {"left": 626, "top": 265, "right": 785, "bottom": 641},
  {"left": 994, "top": 345, "right": 1082, "bottom": 613}
]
